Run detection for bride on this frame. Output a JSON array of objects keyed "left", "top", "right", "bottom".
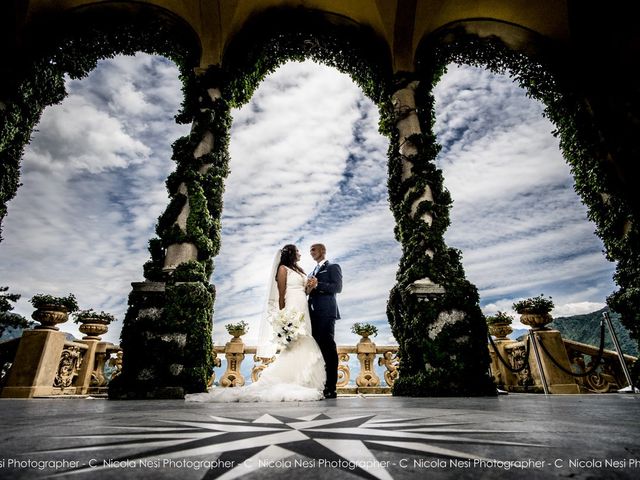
[{"left": 185, "top": 244, "right": 326, "bottom": 402}]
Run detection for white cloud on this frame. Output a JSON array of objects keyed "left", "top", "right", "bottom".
[
  {"left": 553, "top": 302, "right": 607, "bottom": 317},
  {"left": 23, "top": 94, "right": 151, "bottom": 174}
]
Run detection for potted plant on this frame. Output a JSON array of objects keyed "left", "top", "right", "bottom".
[
  {"left": 73, "top": 309, "right": 116, "bottom": 340},
  {"left": 29, "top": 293, "right": 79, "bottom": 330},
  {"left": 225, "top": 320, "right": 248, "bottom": 338},
  {"left": 512, "top": 294, "right": 554, "bottom": 330},
  {"left": 351, "top": 322, "right": 378, "bottom": 338},
  {"left": 486, "top": 311, "right": 514, "bottom": 339}
]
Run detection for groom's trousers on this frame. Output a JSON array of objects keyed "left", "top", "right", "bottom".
[{"left": 311, "top": 317, "right": 338, "bottom": 393}]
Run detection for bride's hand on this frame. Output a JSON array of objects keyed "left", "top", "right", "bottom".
[{"left": 305, "top": 278, "right": 316, "bottom": 293}]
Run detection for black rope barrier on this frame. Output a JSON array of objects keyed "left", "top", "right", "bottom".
[
  {"left": 488, "top": 334, "right": 531, "bottom": 373},
  {"left": 535, "top": 319, "right": 607, "bottom": 378}
]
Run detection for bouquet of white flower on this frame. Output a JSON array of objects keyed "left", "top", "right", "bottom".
[{"left": 269, "top": 307, "right": 306, "bottom": 349}]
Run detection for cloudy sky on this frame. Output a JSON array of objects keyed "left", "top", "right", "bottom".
[{"left": 0, "top": 53, "right": 616, "bottom": 347}]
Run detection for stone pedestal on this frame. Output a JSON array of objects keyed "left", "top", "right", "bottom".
[
  {"left": 220, "top": 337, "right": 245, "bottom": 387},
  {"left": 356, "top": 337, "right": 380, "bottom": 387},
  {"left": 529, "top": 330, "right": 581, "bottom": 394},
  {"left": 75, "top": 339, "right": 99, "bottom": 395},
  {"left": 109, "top": 281, "right": 187, "bottom": 400},
  {"left": 1, "top": 330, "right": 66, "bottom": 398}
]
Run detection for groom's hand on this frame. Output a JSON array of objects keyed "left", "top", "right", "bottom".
[{"left": 307, "top": 277, "right": 318, "bottom": 292}]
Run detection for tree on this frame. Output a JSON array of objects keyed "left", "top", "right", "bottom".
[{"left": 0, "top": 286, "right": 33, "bottom": 338}]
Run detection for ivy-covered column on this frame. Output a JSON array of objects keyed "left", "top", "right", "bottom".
[
  {"left": 109, "top": 67, "right": 230, "bottom": 399},
  {"left": 574, "top": 94, "right": 640, "bottom": 384},
  {"left": 386, "top": 74, "right": 495, "bottom": 396},
  {"left": 0, "top": 63, "right": 66, "bottom": 242}
]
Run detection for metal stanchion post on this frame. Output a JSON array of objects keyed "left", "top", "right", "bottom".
[
  {"left": 529, "top": 331, "right": 550, "bottom": 395},
  {"left": 602, "top": 312, "right": 636, "bottom": 393}
]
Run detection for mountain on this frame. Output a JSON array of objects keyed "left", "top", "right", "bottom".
[
  {"left": 508, "top": 328, "right": 528, "bottom": 341},
  {"left": 550, "top": 307, "right": 638, "bottom": 357},
  {"left": 0, "top": 326, "right": 26, "bottom": 342}
]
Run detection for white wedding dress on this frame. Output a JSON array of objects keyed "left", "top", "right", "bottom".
[{"left": 186, "top": 267, "right": 326, "bottom": 402}]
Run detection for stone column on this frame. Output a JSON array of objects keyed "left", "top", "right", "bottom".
[
  {"left": 110, "top": 66, "right": 229, "bottom": 399},
  {"left": 578, "top": 92, "right": 640, "bottom": 378},
  {"left": 390, "top": 78, "right": 444, "bottom": 293},
  {"left": 162, "top": 85, "right": 222, "bottom": 273},
  {"left": 75, "top": 339, "right": 99, "bottom": 395},
  {"left": 387, "top": 74, "right": 495, "bottom": 396}
]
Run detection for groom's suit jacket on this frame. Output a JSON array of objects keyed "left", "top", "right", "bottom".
[{"left": 308, "top": 261, "right": 342, "bottom": 320}]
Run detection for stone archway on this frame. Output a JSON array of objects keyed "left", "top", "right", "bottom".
[
  {"left": 111, "top": 8, "right": 400, "bottom": 399},
  {"left": 0, "top": 4, "right": 211, "bottom": 399},
  {"left": 110, "top": 7, "right": 497, "bottom": 398},
  {"left": 0, "top": 1, "right": 202, "bottom": 242},
  {"left": 410, "top": 18, "right": 640, "bottom": 389}
]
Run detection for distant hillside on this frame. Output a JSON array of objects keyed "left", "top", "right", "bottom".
[
  {"left": 508, "top": 328, "right": 528, "bottom": 341},
  {"left": 0, "top": 326, "right": 25, "bottom": 342},
  {"left": 550, "top": 307, "right": 638, "bottom": 357}
]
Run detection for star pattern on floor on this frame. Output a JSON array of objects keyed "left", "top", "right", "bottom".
[{"left": 41, "top": 413, "right": 545, "bottom": 479}]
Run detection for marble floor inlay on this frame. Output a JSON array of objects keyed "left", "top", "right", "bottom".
[{"left": 38, "top": 413, "right": 545, "bottom": 479}]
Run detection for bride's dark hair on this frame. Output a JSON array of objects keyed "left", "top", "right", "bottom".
[{"left": 279, "top": 244, "right": 305, "bottom": 276}]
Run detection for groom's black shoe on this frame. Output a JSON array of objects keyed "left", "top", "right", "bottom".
[{"left": 323, "top": 390, "right": 337, "bottom": 399}]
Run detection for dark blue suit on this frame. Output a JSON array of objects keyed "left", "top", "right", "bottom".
[{"left": 308, "top": 260, "right": 342, "bottom": 394}]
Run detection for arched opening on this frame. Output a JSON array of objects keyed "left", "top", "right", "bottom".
[
  {"left": 0, "top": 5, "right": 207, "bottom": 397},
  {"left": 411, "top": 20, "right": 640, "bottom": 390},
  {"left": 432, "top": 62, "right": 617, "bottom": 327},
  {"left": 0, "top": 52, "right": 189, "bottom": 343},
  {"left": 0, "top": 2, "right": 201, "bottom": 242},
  {"left": 185, "top": 8, "right": 402, "bottom": 391},
  {"left": 211, "top": 58, "right": 398, "bottom": 383}
]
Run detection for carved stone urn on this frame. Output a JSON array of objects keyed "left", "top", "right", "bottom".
[
  {"left": 519, "top": 312, "right": 553, "bottom": 330},
  {"left": 78, "top": 317, "right": 110, "bottom": 340},
  {"left": 228, "top": 328, "right": 247, "bottom": 340},
  {"left": 488, "top": 323, "right": 513, "bottom": 339},
  {"left": 32, "top": 305, "right": 69, "bottom": 331}
]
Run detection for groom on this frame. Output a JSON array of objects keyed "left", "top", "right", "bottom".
[{"left": 306, "top": 243, "right": 342, "bottom": 399}]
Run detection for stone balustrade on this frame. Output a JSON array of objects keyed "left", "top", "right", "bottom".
[
  {"left": 563, "top": 338, "right": 637, "bottom": 393},
  {"left": 488, "top": 329, "right": 637, "bottom": 394},
  {"left": 0, "top": 314, "right": 122, "bottom": 398},
  {"left": 213, "top": 335, "right": 399, "bottom": 394},
  {"left": 2, "top": 318, "right": 636, "bottom": 398}
]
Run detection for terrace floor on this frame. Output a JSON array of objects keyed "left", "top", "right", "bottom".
[{"left": 1, "top": 393, "right": 639, "bottom": 479}]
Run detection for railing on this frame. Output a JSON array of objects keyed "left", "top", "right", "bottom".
[
  {"left": 3, "top": 315, "right": 636, "bottom": 398},
  {"left": 488, "top": 328, "right": 637, "bottom": 394},
  {"left": 212, "top": 335, "right": 399, "bottom": 394},
  {"left": 563, "top": 338, "right": 637, "bottom": 393}
]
